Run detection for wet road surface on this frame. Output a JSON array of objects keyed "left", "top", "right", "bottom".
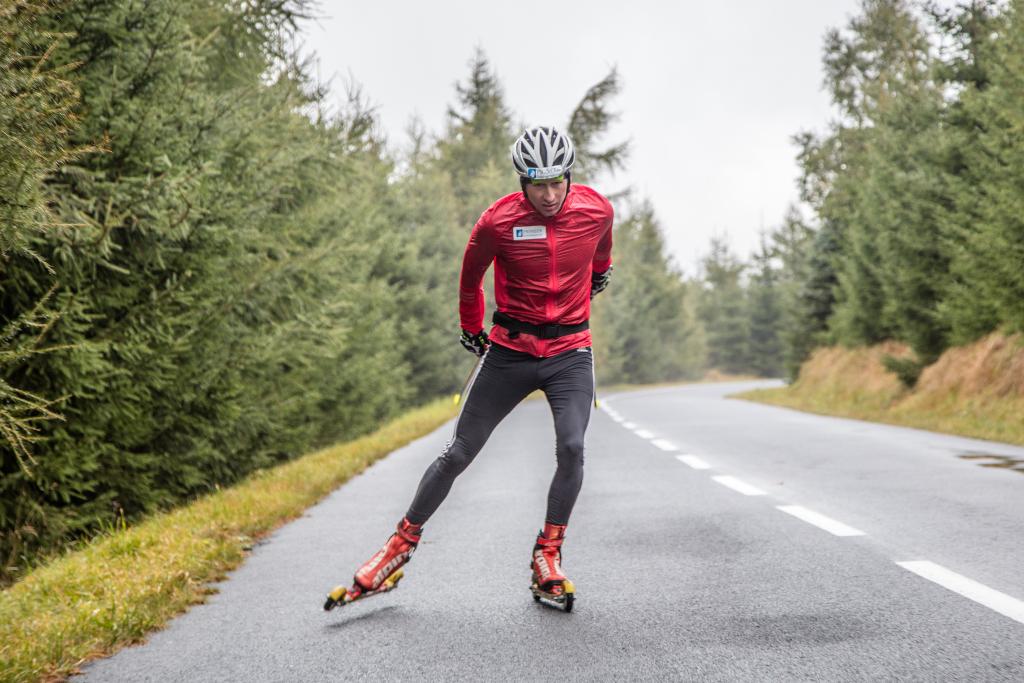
[{"left": 80, "top": 381, "right": 1024, "bottom": 681}]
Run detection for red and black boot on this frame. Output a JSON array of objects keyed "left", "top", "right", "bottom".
[
  {"left": 530, "top": 522, "right": 576, "bottom": 611},
  {"left": 354, "top": 517, "right": 422, "bottom": 592},
  {"left": 324, "top": 518, "right": 422, "bottom": 610}
]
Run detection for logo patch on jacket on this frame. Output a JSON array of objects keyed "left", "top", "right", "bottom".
[{"left": 513, "top": 225, "right": 546, "bottom": 240}]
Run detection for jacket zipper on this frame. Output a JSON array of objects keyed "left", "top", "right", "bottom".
[{"left": 546, "top": 219, "right": 557, "bottom": 323}]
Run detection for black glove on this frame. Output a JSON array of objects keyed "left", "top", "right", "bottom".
[
  {"left": 460, "top": 328, "right": 490, "bottom": 356},
  {"left": 591, "top": 265, "right": 613, "bottom": 299}
]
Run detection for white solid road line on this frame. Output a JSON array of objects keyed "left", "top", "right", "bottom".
[
  {"left": 776, "top": 505, "right": 865, "bottom": 537},
  {"left": 676, "top": 455, "right": 711, "bottom": 470},
  {"left": 896, "top": 561, "right": 1024, "bottom": 626},
  {"left": 652, "top": 439, "right": 678, "bottom": 452},
  {"left": 622, "top": 421, "right": 637, "bottom": 430},
  {"left": 634, "top": 429, "right": 655, "bottom": 439},
  {"left": 711, "top": 475, "right": 766, "bottom": 496}
]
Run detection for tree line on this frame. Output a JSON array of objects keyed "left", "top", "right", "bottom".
[
  {"left": 696, "top": 0, "right": 1024, "bottom": 383},
  {"left": 0, "top": 0, "right": 702, "bottom": 581}
]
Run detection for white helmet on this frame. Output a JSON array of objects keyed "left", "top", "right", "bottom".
[{"left": 510, "top": 126, "right": 576, "bottom": 180}]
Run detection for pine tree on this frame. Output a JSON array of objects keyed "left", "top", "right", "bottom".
[
  {"left": 382, "top": 162, "right": 465, "bottom": 402},
  {"left": 790, "top": 0, "right": 960, "bottom": 356},
  {"left": 770, "top": 208, "right": 838, "bottom": 379},
  {"left": 929, "top": 1, "right": 1002, "bottom": 345},
  {"left": 943, "top": 0, "right": 1024, "bottom": 338},
  {"left": 698, "top": 236, "right": 749, "bottom": 373},
  {"left": 0, "top": 0, "right": 412, "bottom": 579},
  {"left": 852, "top": 1, "right": 951, "bottom": 362},
  {"left": 566, "top": 68, "right": 630, "bottom": 185},
  {"left": 593, "top": 202, "right": 704, "bottom": 383},
  {"left": 778, "top": 0, "right": 1024, "bottom": 378},
  {"left": 746, "top": 235, "right": 784, "bottom": 377},
  {"left": 437, "top": 49, "right": 517, "bottom": 227},
  {"left": 0, "top": 0, "right": 83, "bottom": 472},
  {"left": 769, "top": 207, "right": 817, "bottom": 378}
]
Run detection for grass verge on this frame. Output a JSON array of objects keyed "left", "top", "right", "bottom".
[
  {"left": 740, "top": 385, "right": 1024, "bottom": 446},
  {"left": 0, "top": 399, "right": 457, "bottom": 683},
  {"left": 736, "top": 335, "right": 1024, "bottom": 447}
]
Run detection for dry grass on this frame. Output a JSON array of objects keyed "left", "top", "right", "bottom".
[
  {"left": 738, "top": 333, "right": 1024, "bottom": 446},
  {"left": 0, "top": 399, "right": 457, "bottom": 683}
]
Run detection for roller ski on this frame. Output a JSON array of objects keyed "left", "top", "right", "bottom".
[
  {"left": 529, "top": 523, "right": 576, "bottom": 612},
  {"left": 323, "top": 568, "right": 405, "bottom": 610},
  {"left": 323, "top": 518, "right": 421, "bottom": 611}
]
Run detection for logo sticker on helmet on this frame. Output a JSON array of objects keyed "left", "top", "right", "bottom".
[{"left": 528, "top": 165, "right": 564, "bottom": 180}]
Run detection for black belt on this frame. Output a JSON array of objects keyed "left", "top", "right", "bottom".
[{"left": 492, "top": 311, "right": 589, "bottom": 340}]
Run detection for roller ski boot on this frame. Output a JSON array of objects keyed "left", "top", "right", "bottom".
[
  {"left": 530, "top": 522, "right": 576, "bottom": 612},
  {"left": 323, "top": 518, "right": 422, "bottom": 611}
]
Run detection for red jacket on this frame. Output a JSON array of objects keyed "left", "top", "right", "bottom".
[{"left": 459, "top": 184, "right": 614, "bottom": 358}]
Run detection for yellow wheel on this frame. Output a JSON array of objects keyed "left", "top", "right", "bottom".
[
  {"left": 562, "top": 580, "right": 575, "bottom": 612},
  {"left": 323, "top": 585, "right": 348, "bottom": 611},
  {"left": 380, "top": 569, "right": 403, "bottom": 589}
]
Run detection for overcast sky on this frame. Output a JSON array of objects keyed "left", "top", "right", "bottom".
[{"left": 298, "top": 1, "right": 866, "bottom": 275}]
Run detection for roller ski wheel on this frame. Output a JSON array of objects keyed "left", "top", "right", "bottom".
[
  {"left": 323, "top": 569, "right": 405, "bottom": 611},
  {"left": 530, "top": 578, "right": 575, "bottom": 612}
]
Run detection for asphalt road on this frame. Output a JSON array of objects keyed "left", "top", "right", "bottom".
[{"left": 80, "top": 381, "right": 1024, "bottom": 681}]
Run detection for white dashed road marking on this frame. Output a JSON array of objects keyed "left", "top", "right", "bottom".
[
  {"left": 676, "top": 455, "right": 711, "bottom": 470},
  {"left": 776, "top": 505, "right": 865, "bottom": 537},
  {"left": 605, "top": 401, "right": 1024, "bottom": 631},
  {"left": 711, "top": 475, "right": 766, "bottom": 496},
  {"left": 896, "top": 561, "right": 1024, "bottom": 626}
]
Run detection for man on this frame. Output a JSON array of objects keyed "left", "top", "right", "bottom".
[{"left": 334, "top": 125, "right": 613, "bottom": 607}]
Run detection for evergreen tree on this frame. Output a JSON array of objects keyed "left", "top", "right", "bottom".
[
  {"left": 698, "top": 236, "right": 749, "bottom": 373},
  {"left": 437, "top": 49, "right": 517, "bottom": 227},
  {"left": 929, "top": 1, "right": 1001, "bottom": 344},
  {"left": 769, "top": 206, "right": 819, "bottom": 378},
  {"left": 566, "top": 68, "right": 630, "bottom": 185},
  {"left": 0, "top": 0, "right": 82, "bottom": 480},
  {"left": 382, "top": 144, "right": 465, "bottom": 402},
  {"left": 854, "top": 2, "right": 951, "bottom": 362},
  {"left": 0, "top": 0, "right": 410, "bottom": 579},
  {"left": 782, "top": 219, "right": 839, "bottom": 378},
  {"left": 746, "top": 235, "right": 784, "bottom": 377},
  {"left": 593, "top": 202, "right": 704, "bottom": 383},
  {"left": 768, "top": 0, "right": 1024, "bottom": 379},
  {"left": 806, "top": 0, "right": 938, "bottom": 348},
  {"left": 943, "top": 0, "right": 1024, "bottom": 338},
  {"left": 0, "top": 0, "right": 81, "bottom": 256}
]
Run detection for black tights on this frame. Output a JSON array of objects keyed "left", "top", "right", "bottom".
[{"left": 405, "top": 343, "right": 595, "bottom": 527}]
